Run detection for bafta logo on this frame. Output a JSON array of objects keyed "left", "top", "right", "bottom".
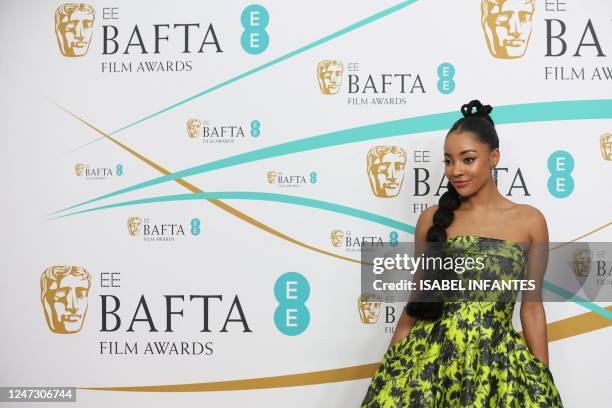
[
  {"left": 74, "top": 163, "right": 85, "bottom": 176},
  {"left": 331, "top": 229, "right": 344, "bottom": 247},
  {"left": 40, "top": 265, "right": 91, "bottom": 334},
  {"left": 317, "top": 60, "right": 344, "bottom": 95},
  {"left": 267, "top": 171, "right": 277, "bottom": 184},
  {"left": 55, "top": 3, "right": 96, "bottom": 57},
  {"left": 481, "top": 0, "right": 535, "bottom": 59},
  {"left": 187, "top": 119, "right": 202, "bottom": 138},
  {"left": 571, "top": 248, "right": 592, "bottom": 278},
  {"left": 358, "top": 294, "right": 382, "bottom": 324},
  {"left": 367, "top": 146, "right": 406, "bottom": 198},
  {"left": 601, "top": 133, "right": 612, "bottom": 161},
  {"left": 127, "top": 217, "right": 142, "bottom": 236}
]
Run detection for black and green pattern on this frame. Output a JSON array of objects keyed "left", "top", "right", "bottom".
[{"left": 361, "top": 235, "right": 564, "bottom": 407}]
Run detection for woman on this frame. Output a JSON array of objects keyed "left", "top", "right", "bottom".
[{"left": 361, "top": 100, "right": 564, "bottom": 407}]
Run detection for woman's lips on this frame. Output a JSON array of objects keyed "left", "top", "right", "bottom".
[{"left": 454, "top": 180, "right": 470, "bottom": 188}]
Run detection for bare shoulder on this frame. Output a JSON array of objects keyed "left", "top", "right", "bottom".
[
  {"left": 414, "top": 205, "right": 438, "bottom": 248},
  {"left": 517, "top": 204, "right": 549, "bottom": 243},
  {"left": 414, "top": 205, "right": 438, "bottom": 239},
  {"left": 418, "top": 205, "right": 438, "bottom": 226},
  {"left": 517, "top": 203, "right": 546, "bottom": 223}
]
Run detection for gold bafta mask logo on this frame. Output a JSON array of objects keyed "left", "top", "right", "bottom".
[
  {"left": 358, "top": 294, "right": 382, "bottom": 324},
  {"left": 330, "top": 229, "right": 344, "bottom": 247},
  {"left": 187, "top": 119, "right": 202, "bottom": 138},
  {"left": 74, "top": 163, "right": 85, "bottom": 176},
  {"left": 367, "top": 146, "right": 407, "bottom": 198},
  {"left": 600, "top": 133, "right": 612, "bottom": 161},
  {"left": 127, "top": 217, "right": 142, "bottom": 236},
  {"left": 571, "top": 248, "right": 593, "bottom": 278},
  {"left": 481, "top": 0, "right": 535, "bottom": 59},
  {"left": 267, "top": 170, "right": 277, "bottom": 184},
  {"left": 317, "top": 60, "right": 344, "bottom": 95},
  {"left": 55, "top": 4, "right": 96, "bottom": 57},
  {"left": 40, "top": 265, "right": 91, "bottom": 334}
]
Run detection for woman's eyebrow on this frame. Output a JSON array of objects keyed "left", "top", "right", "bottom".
[{"left": 444, "top": 149, "right": 478, "bottom": 156}]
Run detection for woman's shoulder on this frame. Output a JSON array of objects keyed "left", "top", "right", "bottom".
[
  {"left": 418, "top": 205, "right": 439, "bottom": 224},
  {"left": 501, "top": 199, "right": 544, "bottom": 218},
  {"left": 414, "top": 205, "right": 438, "bottom": 235},
  {"left": 514, "top": 203, "right": 548, "bottom": 243},
  {"left": 422, "top": 204, "right": 440, "bottom": 215},
  {"left": 514, "top": 203, "right": 546, "bottom": 221}
]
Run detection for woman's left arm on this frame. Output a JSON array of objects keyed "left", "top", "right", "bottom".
[{"left": 520, "top": 206, "right": 551, "bottom": 367}]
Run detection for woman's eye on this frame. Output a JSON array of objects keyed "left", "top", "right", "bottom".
[{"left": 464, "top": 157, "right": 475, "bottom": 164}]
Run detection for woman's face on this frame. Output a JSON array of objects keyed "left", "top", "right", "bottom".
[{"left": 443, "top": 130, "right": 499, "bottom": 197}]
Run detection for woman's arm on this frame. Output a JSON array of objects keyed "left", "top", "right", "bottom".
[
  {"left": 521, "top": 302, "right": 550, "bottom": 366},
  {"left": 388, "top": 309, "right": 418, "bottom": 348},
  {"left": 387, "top": 205, "right": 436, "bottom": 349},
  {"left": 520, "top": 206, "right": 551, "bottom": 367}
]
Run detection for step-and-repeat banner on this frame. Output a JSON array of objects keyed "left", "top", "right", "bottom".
[{"left": 1, "top": 0, "right": 611, "bottom": 407}]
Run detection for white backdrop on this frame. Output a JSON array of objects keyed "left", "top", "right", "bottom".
[{"left": 1, "top": 1, "right": 611, "bottom": 407}]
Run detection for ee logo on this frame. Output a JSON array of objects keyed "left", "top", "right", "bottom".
[
  {"left": 389, "top": 231, "right": 399, "bottom": 247},
  {"left": 274, "top": 272, "right": 310, "bottom": 336},
  {"left": 241, "top": 5, "right": 269, "bottom": 54},
  {"left": 309, "top": 171, "right": 317, "bottom": 183},
  {"left": 547, "top": 150, "right": 574, "bottom": 198},
  {"left": 250, "top": 120, "right": 261, "bottom": 137},
  {"left": 437, "top": 62, "right": 455, "bottom": 94},
  {"left": 190, "top": 218, "right": 201, "bottom": 235}
]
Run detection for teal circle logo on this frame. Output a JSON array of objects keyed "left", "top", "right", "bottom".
[
  {"left": 309, "top": 171, "right": 317, "bottom": 183},
  {"left": 389, "top": 231, "right": 399, "bottom": 247},
  {"left": 250, "top": 119, "right": 261, "bottom": 137},
  {"left": 190, "top": 218, "right": 201, "bottom": 235},
  {"left": 437, "top": 62, "right": 455, "bottom": 94},
  {"left": 547, "top": 150, "right": 574, "bottom": 198},
  {"left": 241, "top": 5, "right": 270, "bottom": 55},
  {"left": 274, "top": 272, "right": 310, "bottom": 336}
]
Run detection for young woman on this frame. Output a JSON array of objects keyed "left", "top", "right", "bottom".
[{"left": 361, "top": 100, "right": 564, "bottom": 407}]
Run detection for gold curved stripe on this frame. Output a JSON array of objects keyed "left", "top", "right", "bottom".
[
  {"left": 81, "top": 305, "right": 612, "bottom": 392},
  {"left": 550, "top": 221, "right": 612, "bottom": 251},
  {"left": 545, "top": 304, "right": 612, "bottom": 341},
  {"left": 82, "top": 363, "right": 381, "bottom": 392},
  {"left": 54, "top": 103, "right": 363, "bottom": 265}
]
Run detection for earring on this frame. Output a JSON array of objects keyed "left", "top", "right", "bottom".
[{"left": 491, "top": 166, "right": 497, "bottom": 184}]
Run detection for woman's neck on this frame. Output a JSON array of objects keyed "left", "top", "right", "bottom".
[{"left": 459, "top": 180, "right": 510, "bottom": 211}]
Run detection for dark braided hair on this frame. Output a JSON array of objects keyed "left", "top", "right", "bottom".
[{"left": 405, "top": 100, "right": 499, "bottom": 321}]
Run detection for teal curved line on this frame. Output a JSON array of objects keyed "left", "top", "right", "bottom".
[
  {"left": 51, "top": 191, "right": 416, "bottom": 234},
  {"left": 50, "top": 191, "right": 611, "bottom": 319},
  {"left": 66, "top": 0, "right": 420, "bottom": 153},
  {"left": 542, "top": 281, "right": 612, "bottom": 319},
  {"left": 52, "top": 99, "right": 612, "bottom": 215}
]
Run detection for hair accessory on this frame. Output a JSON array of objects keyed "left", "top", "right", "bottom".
[{"left": 461, "top": 100, "right": 494, "bottom": 125}]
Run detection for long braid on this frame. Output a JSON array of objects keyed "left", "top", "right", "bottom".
[
  {"left": 405, "top": 181, "right": 461, "bottom": 320},
  {"left": 405, "top": 100, "right": 497, "bottom": 321}
]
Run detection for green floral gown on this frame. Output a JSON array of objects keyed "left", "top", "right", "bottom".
[{"left": 361, "top": 235, "right": 564, "bottom": 408}]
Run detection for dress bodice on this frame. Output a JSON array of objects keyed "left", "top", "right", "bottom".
[{"left": 440, "top": 235, "right": 529, "bottom": 323}]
